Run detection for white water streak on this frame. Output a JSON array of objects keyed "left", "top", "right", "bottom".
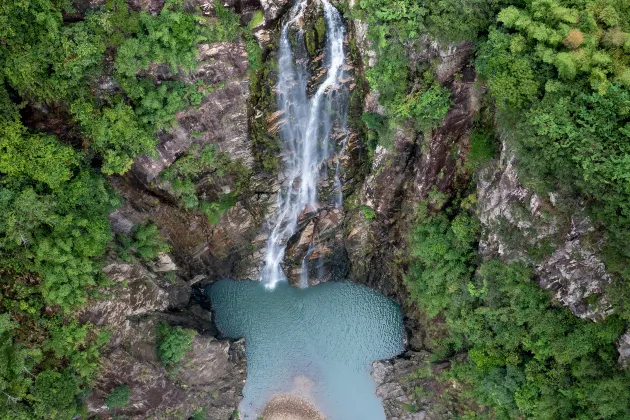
[{"left": 261, "top": 0, "right": 347, "bottom": 288}]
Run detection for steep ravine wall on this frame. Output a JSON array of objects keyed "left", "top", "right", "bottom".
[{"left": 82, "top": 0, "right": 625, "bottom": 419}]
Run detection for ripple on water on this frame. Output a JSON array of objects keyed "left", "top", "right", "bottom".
[{"left": 208, "top": 280, "right": 406, "bottom": 420}]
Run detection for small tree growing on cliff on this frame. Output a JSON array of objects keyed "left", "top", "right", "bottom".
[
  {"left": 156, "top": 322, "right": 195, "bottom": 368},
  {"left": 104, "top": 384, "right": 131, "bottom": 409}
]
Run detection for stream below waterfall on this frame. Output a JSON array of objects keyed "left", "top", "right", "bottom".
[{"left": 209, "top": 0, "right": 406, "bottom": 418}]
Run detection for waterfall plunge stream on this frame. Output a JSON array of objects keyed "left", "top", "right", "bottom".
[
  {"left": 261, "top": 0, "right": 348, "bottom": 288},
  {"left": 209, "top": 2, "right": 406, "bottom": 419}
]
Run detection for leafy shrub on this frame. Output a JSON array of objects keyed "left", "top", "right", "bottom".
[
  {"left": 0, "top": 121, "right": 78, "bottom": 190},
  {"left": 248, "top": 10, "right": 264, "bottom": 29},
  {"left": 105, "top": 385, "right": 131, "bottom": 409},
  {"left": 361, "top": 112, "right": 394, "bottom": 150},
  {"left": 71, "top": 100, "right": 157, "bottom": 175},
  {"left": 360, "top": 205, "right": 377, "bottom": 221},
  {"left": 32, "top": 370, "right": 79, "bottom": 420},
  {"left": 393, "top": 84, "right": 452, "bottom": 132},
  {"left": 465, "top": 128, "right": 496, "bottom": 171},
  {"left": 156, "top": 322, "right": 196, "bottom": 367},
  {"left": 405, "top": 209, "right": 479, "bottom": 318},
  {"left": 114, "top": 0, "right": 207, "bottom": 77},
  {"left": 161, "top": 144, "right": 249, "bottom": 223},
  {"left": 200, "top": 194, "right": 238, "bottom": 224},
  {"left": 131, "top": 223, "right": 170, "bottom": 261}
]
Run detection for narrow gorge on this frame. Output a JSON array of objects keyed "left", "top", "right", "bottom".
[{"left": 1, "top": 0, "right": 630, "bottom": 419}]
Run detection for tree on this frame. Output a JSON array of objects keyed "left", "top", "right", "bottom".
[
  {"left": 156, "top": 322, "right": 195, "bottom": 367},
  {"left": 104, "top": 384, "right": 131, "bottom": 409},
  {"left": 32, "top": 370, "right": 79, "bottom": 420}
]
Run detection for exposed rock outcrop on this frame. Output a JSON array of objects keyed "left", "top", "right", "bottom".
[
  {"left": 345, "top": 39, "right": 481, "bottom": 297},
  {"left": 260, "top": 0, "right": 291, "bottom": 22},
  {"left": 86, "top": 318, "right": 246, "bottom": 419},
  {"left": 477, "top": 140, "right": 612, "bottom": 320},
  {"left": 371, "top": 352, "right": 429, "bottom": 420},
  {"left": 618, "top": 331, "right": 630, "bottom": 369},
  {"left": 111, "top": 32, "right": 275, "bottom": 281},
  {"left": 82, "top": 258, "right": 245, "bottom": 419}
]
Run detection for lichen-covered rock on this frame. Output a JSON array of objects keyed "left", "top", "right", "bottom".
[
  {"left": 86, "top": 317, "right": 246, "bottom": 419},
  {"left": 82, "top": 262, "right": 170, "bottom": 329},
  {"left": 618, "top": 331, "right": 630, "bottom": 369},
  {"left": 477, "top": 139, "right": 612, "bottom": 320},
  {"left": 371, "top": 352, "right": 430, "bottom": 420},
  {"left": 260, "top": 0, "right": 291, "bottom": 22}
]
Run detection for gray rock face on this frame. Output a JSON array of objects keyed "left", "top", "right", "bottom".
[
  {"left": 477, "top": 139, "right": 612, "bottom": 320},
  {"left": 82, "top": 257, "right": 245, "bottom": 419},
  {"left": 345, "top": 39, "right": 480, "bottom": 298},
  {"left": 371, "top": 352, "right": 430, "bottom": 420},
  {"left": 618, "top": 331, "right": 630, "bottom": 369},
  {"left": 132, "top": 41, "right": 251, "bottom": 183},
  {"left": 87, "top": 318, "right": 246, "bottom": 419},
  {"left": 82, "top": 262, "right": 170, "bottom": 329},
  {"left": 260, "top": 0, "right": 291, "bottom": 22}
]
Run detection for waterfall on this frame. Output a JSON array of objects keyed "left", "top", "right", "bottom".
[{"left": 261, "top": 0, "right": 348, "bottom": 288}]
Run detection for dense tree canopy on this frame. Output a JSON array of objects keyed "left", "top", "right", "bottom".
[
  {"left": 0, "top": 1, "right": 253, "bottom": 417},
  {"left": 355, "top": 0, "right": 630, "bottom": 417}
]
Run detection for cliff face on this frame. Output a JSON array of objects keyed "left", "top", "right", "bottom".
[
  {"left": 477, "top": 139, "right": 613, "bottom": 321},
  {"left": 79, "top": 0, "right": 625, "bottom": 418}
]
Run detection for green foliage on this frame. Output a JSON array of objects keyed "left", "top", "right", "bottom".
[
  {"left": 518, "top": 84, "right": 630, "bottom": 281},
  {"left": 120, "top": 78, "right": 210, "bottom": 132},
  {"left": 32, "top": 370, "right": 79, "bottom": 419},
  {"left": 361, "top": 112, "right": 393, "bottom": 150},
  {"left": 131, "top": 223, "right": 170, "bottom": 261},
  {"left": 453, "top": 261, "right": 630, "bottom": 420},
  {"left": 465, "top": 128, "right": 496, "bottom": 171},
  {"left": 0, "top": 0, "right": 107, "bottom": 101},
  {"left": 0, "top": 83, "right": 111, "bottom": 420},
  {"left": 0, "top": 121, "right": 78, "bottom": 190},
  {"left": 406, "top": 204, "right": 630, "bottom": 419},
  {"left": 246, "top": 37, "right": 264, "bottom": 72},
  {"left": 161, "top": 144, "right": 249, "bottom": 223},
  {"left": 200, "top": 194, "right": 238, "bottom": 224},
  {"left": 248, "top": 11, "right": 265, "bottom": 30},
  {"left": 72, "top": 100, "right": 158, "bottom": 175},
  {"left": 0, "top": 167, "right": 117, "bottom": 310},
  {"left": 476, "top": 0, "right": 630, "bottom": 288},
  {"left": 208, "top": 1, "right": 242, "bottom": 43},
  {"left": 0, "top": 310, "right": 107, "bottom": 418},
  {"left": 105, "top": 384, "right": 131, "bottom": 409},
  {"left": 393, "top": 84, "right": 452, "bottom": 132},
  {"left": 1, "top": 0, "right": 245, "bottom": 177},
  {"left": 191, "top": 407, "right": 209, "bottom": 420},
  {"left": 405, "top": 207, "right": 480, "bottom": 318},
  {"left": 156, "top": 322, "right": 195, "bottom": 367},
  {"left": 354, "top": 0, "right": 458, "bottom": 142},
  {"left": 476, "top": 28, "right": 542, "bottom": 109},
  {"left": 43, "top": 318, "right": 109, "bottom": 380},
  {"left": 360, "top": 205, "right": 377, "bottom": 221},
  {"left": 114, "top": 1, "right": 207, "bottom": 77}
]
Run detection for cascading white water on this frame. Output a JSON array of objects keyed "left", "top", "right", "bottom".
[{"left": 261, "top": 0, "right": 348, "bottom": 288}]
